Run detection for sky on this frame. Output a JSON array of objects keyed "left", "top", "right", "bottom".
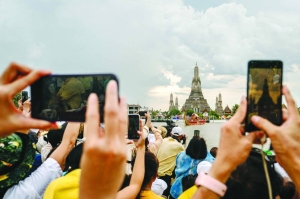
[{"left": 0, "top": 0, "right": 299, "bottom": 111}]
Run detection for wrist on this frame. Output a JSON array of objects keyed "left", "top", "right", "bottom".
[{"left": 208, "top": 157, "right": 234, "bottom": 183}]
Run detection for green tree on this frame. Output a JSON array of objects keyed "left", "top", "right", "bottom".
[
  {"left": 298, "top": 107, "right": 300, "bottom": 115},
  {"left": 13, "top": 92, "right": 21, "bottom": 107},
  {"left": 169, "top": 108, "right": 181, "bottom": 116},
  {"left": 185, "top": 109, "right": 194, "bottom": 116},
  {"left": 232, "top": 104, "right": 239, "bottom": 115},
  {"left": 151, "top": 110, "right": 159, "bottom": 118},
  {"left": 209, "top": 110, "right": 220, "bottom": 119}
]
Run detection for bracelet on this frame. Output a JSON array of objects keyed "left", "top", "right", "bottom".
[{"left": 195, "top": 171, "right": 227, "bottom": 197}]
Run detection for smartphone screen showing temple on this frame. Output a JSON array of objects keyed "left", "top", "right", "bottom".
[
  {"left": 246, "top": 61, "right": 283, "bottom": 132},
  {"left": 128, "top": 114, "right": 140, "bottom": 140},
  {"left": 31, "top": 74, "right": 118, "bottom": 122}
]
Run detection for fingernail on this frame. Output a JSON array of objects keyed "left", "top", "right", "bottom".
[{"left": 251, "top": 116, "right": 259, "bottom": 123}]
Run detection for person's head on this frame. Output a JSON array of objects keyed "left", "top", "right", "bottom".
[
  {"left": 186, "top": 136, "right": 207, "bottom": 160},
  {"left": 64, "top": 143, "right": 83, "bottom": 174},
  {"left": 210, "top": 147, "right": 218, "bottom": 158},
  {"left": 47, "top": 122, "right": 68, "bottom": 147},
  {"left": 223, "top": 148, "right": 283, "bottom": 199},
  {"left": 131, "top": 151, "right": 159, "bottom": 190},
  {"left": 157, "top": 126, "right": 167, "bottom": 138},
  {"left": 279, "top": 178, "right": 297, "bottom": 199},
  {"left": 171, "top": 127, "right": 184, "bottom": 141}
]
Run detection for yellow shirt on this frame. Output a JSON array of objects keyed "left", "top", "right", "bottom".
[
  {"left": 178, "top": 185, "right": 197, "bottom": 199},
  {"left": 157, "top": 137, "right": 184, "bottom": 176},
  {"left": 140, "top": 190, "right": 164, "bottom": 199},
  {"left": 43, "top": 169, "right": 80, "bottom": 199}
]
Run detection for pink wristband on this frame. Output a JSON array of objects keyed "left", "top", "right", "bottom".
[{"left": 195, "top": 171, "right": 227, "bottom": 197}]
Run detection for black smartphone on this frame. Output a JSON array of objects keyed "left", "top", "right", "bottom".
[
  {"left": 31, "top": 74, "right": 119, "bottom": 123},
  {"left": 22, "top": 91, "right": 29, "bottom": 104},
  {"left": 128, "top": 114, "right": 140, "bottom": 140},
  {"left": 138, "top": 111, "right": 147, "bottom": 117},
  {"left": 245, "top": 60, "right": 283, "bottom": 132}
]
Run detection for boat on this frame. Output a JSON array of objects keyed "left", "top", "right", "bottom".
[{"left": 183, "top": 112, "right": 206, "bottom": 126}]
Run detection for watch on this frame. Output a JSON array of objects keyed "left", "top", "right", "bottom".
[{"left": 195, "top": 171, "right": 227, "bottom": 197}]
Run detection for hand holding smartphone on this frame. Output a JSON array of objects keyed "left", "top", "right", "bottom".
[{"left": 245, "top": 60, "right": 283, "bottom": 132}]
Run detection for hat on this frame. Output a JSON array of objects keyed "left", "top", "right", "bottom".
[
  {"left": 0, "top": 133, "right": 36, "bottom": 189},
  {"left": 171, "top": 127, "right": 183, "bottom": 136},
  {"left": 197, "top": 161, "right": 212, "bottom": 174},
  {"left": 151, "top": 178, "right": 168, "bottom": 196}
]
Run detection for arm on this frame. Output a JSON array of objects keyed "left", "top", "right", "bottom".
[
  {"left": 79, "top": 81, "right": 127, "bottom": 199},
  {"left": 148, "top": 126, "right": 163, "bottom": 154},
  {"left": 117, "top": 121, "right": 146, "bottom": 199},
  {"left": 251, "top": 86, "right": 300, "bottom": 192},
  {"left": 49, "top": 122, "right": 79, "bottom": 169},
  {"left": 0, "top": 63, "right": 58, "bottom": 138},
  {"left": 192, "top": 97, "right": 258, "bottom": 199}
]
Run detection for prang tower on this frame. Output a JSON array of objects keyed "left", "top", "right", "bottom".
[
  {"left": 169, "top": 93, "right": 178, "bottom": 111},
  {"left": 182, "top": 63, "right": 211, "bottom": 113}
]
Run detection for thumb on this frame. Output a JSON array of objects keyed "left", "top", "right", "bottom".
[
  {"left": 251, "top": 116, "right": 278, "bottom": 138},
  {"left": 244, "top": 131, "right": 257, "bottom": 144}
]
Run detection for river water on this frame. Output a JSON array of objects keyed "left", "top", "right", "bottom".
[{"left": 152, "top": 120, "right": 226, "bottom": 150}]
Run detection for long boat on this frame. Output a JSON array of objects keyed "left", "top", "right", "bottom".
[{"left": 184, "top": 113, "right": 206, "bottom": 126}]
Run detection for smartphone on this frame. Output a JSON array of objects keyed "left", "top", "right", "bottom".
[
  {"left": 22, "top": 91, "right": 28, "bottom": 104},
  {"left": 31, "top": 74, "right": 119, "bottom": 123},
  {"left": 245, "top": 60, "right": 283, "bottom": 132},
  {"left": 138, "top": 111, "right": 147, "bottom": 117},
  {"left": 128, "top": 114, "right": 140, "bottom": 140}
]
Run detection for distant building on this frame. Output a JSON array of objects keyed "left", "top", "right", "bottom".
[
  {"left": 169, "top": 93, "right": 179, "bottom": 111},
  {"left": 224, "top": 105, "right": 232, "bottom": 115},
  {"left": 215, "top": 93, "right": 224, "bottom": 116},
  {"left": 127, "top": 104, "right": 141, "bottom": 114},
  {"left": 182, "top": 63, "right": 211, "bottom": 113}
]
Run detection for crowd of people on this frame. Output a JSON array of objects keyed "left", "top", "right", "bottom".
[{"left": 0, "top": 62, "right": 300, "bottom": 199}]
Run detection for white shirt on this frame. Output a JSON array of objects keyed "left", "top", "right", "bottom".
[{"left": 4, "top": 158, "right": 62, "bottom": 199}]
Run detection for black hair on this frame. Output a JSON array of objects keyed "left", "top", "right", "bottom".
[
  {"left": 27, "top": 130, "right": 38, "bottom": 144},
  {"left": 222, "top": 149, "right": 283, "bottom": 199},
  {"left": 185, "top": 136, "right": 207, "bottom": 160},
  {"left": 131, "top": 151, "right": 159, "bottom": 199},
  {"left": 279, "top": 179, "right": 296, "bottom": 199},
  {"left": 64, "top": 143, "right": 83, "bottom": 174},
  {"left": 210, "top": 147, "right": 218, "bottom": 158},
  {"left": 47, "top": 122, "right": 68, "bottom": 147},
  {"left": 119, "top": 174, "right": 132, "bottom": 191}
]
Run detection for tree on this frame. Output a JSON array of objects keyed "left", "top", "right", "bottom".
[
  {"left": 298, "top": 107, "right": 300, "bottom": 115},
  {"left": 13, "top": 92, "right": 21, "bottom": 107},
  {"left": 231, "top": 104, "right": 239, "bottom": 115},
  {"left": 209, "top": 110, "right": 220, "bottom": 119},
  {"left": 169, "top": 108, "right": 181, "bottom": 117},
  {"left": 185, "top": 109, "right": 194, "bottom": 117},
  {"left": 151, "top": 110, "right": 159, "bottom": 118}
]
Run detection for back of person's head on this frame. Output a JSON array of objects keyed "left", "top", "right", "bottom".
[
  {"left": 223, "top": 148, "right": 283, "bottom": 199},
  {"left": 64, "top": 143, "right": 83, "bottom": 174},
  {"left": 47, "top": 122, "right": 68, "bottom": 147},
  {"left": 131, "top": 151, "right": 159, "bottom": 190},
  {"left": 186, "top": 136, "right": 207, "bottom": 160},
  {"left": 210, "top": 147, "right": 218, "bottom": 158},
  {"left": 279, "top": 178, "right": 297, "bottom": 199},
  {"left": 157, "top": 126, "right": 167, "bottom": 138}
]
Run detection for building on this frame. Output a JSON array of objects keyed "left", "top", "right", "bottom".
[
  {"left": 182, "top": 63, "right": 211, "bottom": 113},
  {"left": 127, "top": 104, "right": 141, "bottom": 114},
  {"left": 224, "top": 105, "right": 232, "bottom": 115},
  {"left": 169, "top": 93, "right": 179, "bottom": 111},
  {"left": 215, "top": 93, "right": 224, "bottom": 116}
]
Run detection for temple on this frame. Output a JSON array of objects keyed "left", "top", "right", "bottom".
[
  {"left": 169, "top": 93, "right": 178, "bottom": 111},
  {"left": 215, "top": 93, "right": 224, "bottom": 116},
  {"left": 181, "top": 63, "right": 211, "bottom": 113}
]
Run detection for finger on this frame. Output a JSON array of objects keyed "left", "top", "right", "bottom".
[
  {"left": 104, "top": 80, "right": 119, "bottom": 138},
  {"left": 118, "top": 97, "right": 128, "bottom": 139},
  {"left": 243, "top": 132, "right": 257, "bottom": 145},
  {"left": 85, "top": 93, "right": 100, "bottom": 139},
  {"left": 282, "top": 108, "right": 288, "bottom": 122},
  {"left": 19, "top": 117, "right": 58, "bottom": 130},
  {"left": 231, "top": 96, "right": 247, "bottom": 123},
  {"left": 7, "top": 70, "right": 51, "bottom": 97},
  {"left": 282, "top": 86, "right": 298, "bottom": 117},
  {"left": 139, "top": 119, "right": 143, "bottom": 132},
  {"left": 251, "top": 116, "right": 278, "bottom": 138},
  {"left": 0, "top": 62, "right": 32, "bottom": 85}
]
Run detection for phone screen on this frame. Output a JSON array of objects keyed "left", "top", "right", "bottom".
[
  {"left": 245, "top": 60, "right": 283, "bottom": 132},
  {"left": 31, "top": 74, "right": 119, "bottom": 122},
  {"left": 128, "top": 114, "right": 140, "bottom": 140},
  {"left": 22, "top": 91, "right": 28, "bottom": 104}
]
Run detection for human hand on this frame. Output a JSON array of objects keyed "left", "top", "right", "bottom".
[
  {"left": 208, "top": 97, "right": 259, "bottom": 183},
  {"left": 251, "top": 86, "right": 300, "bottom": 179},
  {"left": 134, "top": 120, "right": 146, "bottom": 148},
  {"left": 22, "top": 98, "right": 31, "bottom": 117},
  {"left": 0, "top": 63, "right": 58, "bottom": 138},
  {"left": 79, "top": 80, "right": 127, "bottom": 199}
]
